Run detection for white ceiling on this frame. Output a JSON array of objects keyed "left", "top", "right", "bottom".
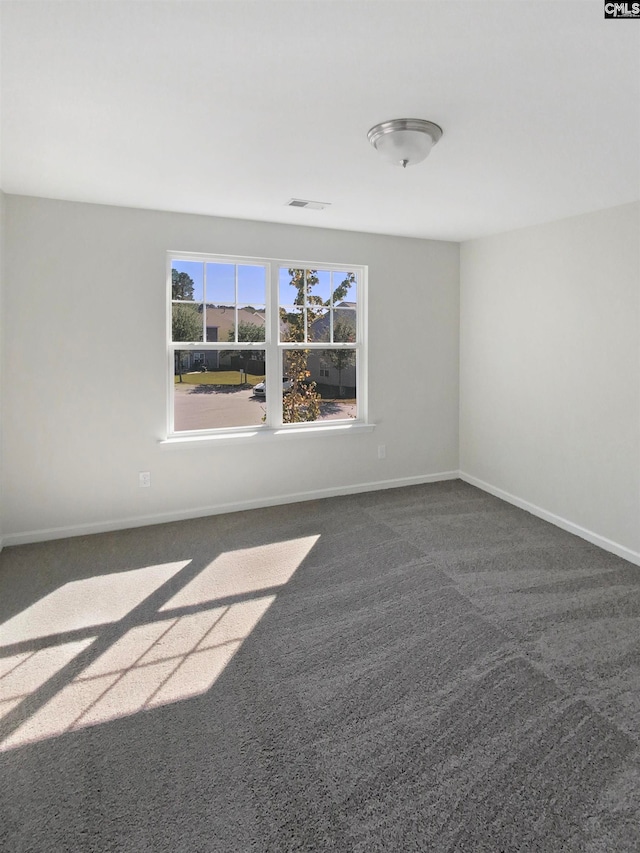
[{"left": 1, "top": 0, "right": 639, "bottom": 241}]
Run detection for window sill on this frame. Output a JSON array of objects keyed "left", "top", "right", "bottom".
[{"left": 159, "top": 421, "right": 375, "bottom": 449}]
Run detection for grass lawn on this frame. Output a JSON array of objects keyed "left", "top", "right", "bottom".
[{"left": 174, "top": 370, "right": 264, "bottom": 386}]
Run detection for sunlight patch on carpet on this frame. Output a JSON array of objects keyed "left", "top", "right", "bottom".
[
  {"left": 1, "top": 561, "right": 190, "bottom": 644},
  {"left": 1, "top": 537, "right": 319, "bottom": 751},
  {"left": 160, "top": 536, "right": 320, "bottom": 608}
]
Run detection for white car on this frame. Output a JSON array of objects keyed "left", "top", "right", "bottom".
[{"left": 253, "top": 377, "right": 293, "bottom": 397}]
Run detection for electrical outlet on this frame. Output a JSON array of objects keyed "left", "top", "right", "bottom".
[
  {"left": 378, "top": 444, "right": 386, "bottom": 460},
  {"left": 139, "top": 471, "right": 151, "bottom": 488}
]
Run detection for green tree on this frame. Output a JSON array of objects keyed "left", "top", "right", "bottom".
[
  {"left": 172, "top": 303, "right": 201, "bottom": 382},
  {"left": 172, "top": 303, "right": 201, "bottom": 341},
  {"left": 172, "top": 269, "right": 195, "bottom": 300},
  {"left": 227, "top": 321, "right": 265, "bottom": 343},
  {"left": 326, "top": 318, "right": 356, "bottom": 397}
]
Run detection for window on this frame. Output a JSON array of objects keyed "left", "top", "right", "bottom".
[{"left": 168, "top": 253, "right": 366, "bottom": 436}]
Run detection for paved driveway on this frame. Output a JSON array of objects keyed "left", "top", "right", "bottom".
[
  {"left": 174, "top": 385, "right": 264, "bottom": 431},
  {"left": 174, "top": 384, "right": 356, "bottom": 431}
]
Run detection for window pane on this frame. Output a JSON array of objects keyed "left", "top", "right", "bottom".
[
  {"left": 279, "top": 268, "right": 303, "bottom": 307},
  {"left": 205, "top": 304, "right": 235, "bottom": 343},
  {"left": 237, "top": 265, "right": 266, "bottom": 304},
  {"left": 206, "top": 263, "right": 235, "bottom": 303},
  {"left": 282, "top": 349, "right": 357, "bottom": 423},
  {"left": 173, "top": 350, "right": 266, "bottom": 432},
  {"left": 234, "top": 306, "right": 266, "bottom": 341},
  {"left": 304, "top": 270, "right": 321, "bottom": 305},
  {"left": 331, "top": 271, "right": 357, "bottom": 307},
  {"left": 313, "top": 270, "right": 331, "bottom": 304},
  {"left": 308, "top": 349, "right": 357, "bottom": 421},
  {"left": 172, "top": 303, "right": 203, "bottom": 342},
  {"left": 279, "top": 306, "right": 304, "bottom": 342},
  {"left": 308, "top": 307, "right": 330, "bottom": 342},
  {"left": 172, "top": 261, "right": 204, "bottom": 302},
  {"left": 333, "top": 306, "right": 357, "bottom": 343}
]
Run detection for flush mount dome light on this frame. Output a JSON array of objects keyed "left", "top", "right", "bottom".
[{"left": 367, "top": 118, "right": 443, "bottom": 168}]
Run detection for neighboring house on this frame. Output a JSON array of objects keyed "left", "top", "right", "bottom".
[
  {"left": 177, "top": 301, "right": 356, "bottom": 391},
  {"left": 179, "top": 306, "right": 266, "bottom": 372},
  {"left": 205, "top": 305, "right": 266, "bottom": 343},
  {"left": 305, "top": 302, "right": 357, "bottom": 396}
]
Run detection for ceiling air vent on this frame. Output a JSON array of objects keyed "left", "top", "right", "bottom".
[{"left": 286, "top": 199, "right": 331, "bottom": 210}]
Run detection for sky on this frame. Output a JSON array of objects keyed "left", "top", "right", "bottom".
[{"left": 172, "top": 260, "right": 357, "bottom": 308}]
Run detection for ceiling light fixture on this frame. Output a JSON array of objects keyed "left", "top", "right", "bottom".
[{"left": 367, "top": 118, "right": 443, "bottom": 168}]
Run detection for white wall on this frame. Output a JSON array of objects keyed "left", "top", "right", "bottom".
[
  {"left": 0, "top": 191, "right": 4, "bottom": 549},
  {"left": 1, "top": 195, "right": 460, "bottom": 542},
  {"left": 460, "top": 202, "right": 640, "bottom": 560}
]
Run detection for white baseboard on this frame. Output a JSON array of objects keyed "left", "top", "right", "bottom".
[
  {"left": 5, "top": 470, "right": 638, "bottom": 566},
  {"left": 460, "top": 471, "right": 640, "bottom": 567},
  {"left": 3, "top": 470, "right": 460, "bottom": 547}
]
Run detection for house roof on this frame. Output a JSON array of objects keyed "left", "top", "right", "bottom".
[{"left": 205, "top": 306, "right": 265, "bottom": 341}]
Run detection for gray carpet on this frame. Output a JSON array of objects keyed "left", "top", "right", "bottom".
[{"left": 1, "top": 480, "right": 639, "bottom": 851}]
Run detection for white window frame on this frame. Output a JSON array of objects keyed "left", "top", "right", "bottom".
[{"left": 166, "top": 252, "right": 369, "bottom": 441}]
